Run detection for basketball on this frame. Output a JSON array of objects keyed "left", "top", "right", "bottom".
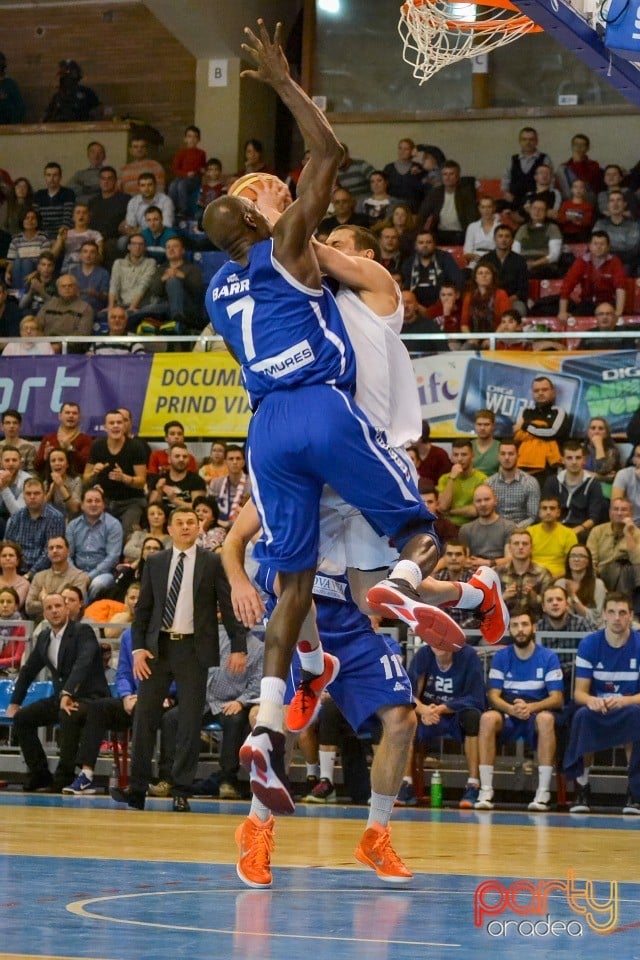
[{"left": 228, "top": 172, "right": 293, "bottom": 218}]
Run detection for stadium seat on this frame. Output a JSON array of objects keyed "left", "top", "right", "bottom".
[
  {"left": 625, "top": 277, "right": 640, "bottom": 314},
  {"left": 193, "top": 250, "right": 229, "bottom": 286},
  {"left": 0, "top": 680, "right": 54, "bottom": 728},
  {"left": 476, "top": 178, "right": 503, "bottom": 200},
  {"left": 0, "top": 637, "right": 27, "bottom": 672},
  {"left": 440, "top": 246, "right": 467, "bottom": 269},
  {"left": 538, "top": 278, "right": 564, "bottom": 298}
]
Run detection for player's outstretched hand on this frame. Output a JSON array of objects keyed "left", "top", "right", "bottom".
[
  {"left": 241, "top": 19, "right": 290, "bottom": 88},
  {"left": 231, "top": 578, "right": 266, "bottom": 628}
]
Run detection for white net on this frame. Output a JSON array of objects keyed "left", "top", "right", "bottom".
[{"left": 399, "top": 0, "right": 541, "bottom": 83}]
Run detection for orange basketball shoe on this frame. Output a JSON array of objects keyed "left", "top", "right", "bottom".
[
  {"left": 468, "top": 566, "right": 509, "bottom": 644},
  {"left": 366, "top": 578, "right": 466, "bottom": 652},
  {"left": 354, "top": 823, "right": 413, "bottom": 883},
  {"left": 235, "top": 813, "right": 275, "bottom": 888},
  {"left": 286, "top": 652, "right": 340, "bottom": 733}
]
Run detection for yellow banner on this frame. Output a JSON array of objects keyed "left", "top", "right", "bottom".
[{"left": 139, "top": 352, "right": 252, "bottom": 436}]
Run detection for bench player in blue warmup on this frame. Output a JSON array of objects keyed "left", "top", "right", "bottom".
[
  {"left": 564, "top": 591, "right": 640, "bottom": 815},
  {"left": 204, "top": 22, "right": 506, "bottom": 816}
]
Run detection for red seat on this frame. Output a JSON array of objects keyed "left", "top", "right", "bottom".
[
  {"left": 440, "top": 245, "right": 467, "bottom": 269},
  {"left": 527, "top": 279, "right": 540, "bottom": 301},
  {"left": 538, "top": 278, "right": 564, "bottom": 298},
  {"left": 0, "top": 638, "right": 27, "bottom": 671},
  {"left": 625, "top": 277, "right": 640, "bottom": 314},
  {"left": 476, "top": 178, "right": 503, "bottom": 200}
]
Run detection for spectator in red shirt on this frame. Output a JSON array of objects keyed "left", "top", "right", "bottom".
[
  {"left": 557, "top": 179, "right": 594, "bottom": 242},
  {"left": 147, "top": 420, "right": 197, "bottom": 476},
  {"left": 558, "top": 230, "right": 626, "bottom": 321},
  {"left": 461, "top": 262, "right": 511, "bottom": 338},
  {"left": 556, "top": 133, "right": 602, "bottom": 201},
  {"left": 168, "top": 125, "right": 207, "bottom": 218},
  {"left": 415, "top": 420, "right": 452, "bottom": 485},
  {"left": 34, "top": 401, "right": 93, "bottom": 477},
  {"left": 427, "top": 282, "right": 464, "bottom": 349}
]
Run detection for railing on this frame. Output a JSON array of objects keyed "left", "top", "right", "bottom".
[{"left": 2, "top": 325, "right": 640, "bottom": 354}]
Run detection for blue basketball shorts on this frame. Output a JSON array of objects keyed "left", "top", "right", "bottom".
[{"left": 247, "top": 384, "right": 436, "bottom": 572}]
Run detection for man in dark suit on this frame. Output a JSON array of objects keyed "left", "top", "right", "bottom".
[
  {"left": 417, "top": 160, "right": 478, "bottom": 246},
  {"left": 6, "top": 592, "right": 109, "bottom": 791},
  {"left": 111, "top": 504, "right": 246, "bottom": 811}
]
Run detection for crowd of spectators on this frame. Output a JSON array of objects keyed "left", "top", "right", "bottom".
[
  {"left": 3, "top": 126, "right": 640, "bottom": 352},
  {"left": 2, "top": 115, "right": 640, "bottom": 812}
]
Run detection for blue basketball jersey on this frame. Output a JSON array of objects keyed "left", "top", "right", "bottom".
[
  {"left": 575, "top": 629, "right": 640, "bottom": 698},
  {"left": 206, "top": 239, "right": 356, "bottom": 408},
  {"left": 409, "top": 644, "right": 486, "bottom": 713},
  {"left": 255, "top": 563, "right": 411, "bottom": 731},
  {"left": 489, "top": 645, "right": 563, "bottom": 703}
]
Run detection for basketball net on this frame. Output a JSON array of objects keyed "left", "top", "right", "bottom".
[{"left": 399, "top": 0, "right": 543, "bottom": 83}]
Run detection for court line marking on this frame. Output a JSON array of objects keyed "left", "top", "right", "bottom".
[{"left": 66, "top": 889, "right": 461, "bottom": 948}]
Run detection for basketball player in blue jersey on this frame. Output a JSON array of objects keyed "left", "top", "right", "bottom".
[
  {"left": 404, "top": 640, "right": 486, "bottom": 808},
  {"left": 224, "top": 498, "right": 416, "bottom": 887},
  {"left": 564, "top": 592, "right": 640, "bottom": 814},
  {"left": 203, "top": 22, "right": 507, "bottom": 817},
  {"left": 475, "top": 609, "right": 563, "bottom": 812}
]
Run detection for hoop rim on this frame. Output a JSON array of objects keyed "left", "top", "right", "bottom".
[
  {"left": 403, "top": 0, "right": 529, "bottom": 12},
  {"left": 400, "top": 0, "right": 542, "bottom": 34}
]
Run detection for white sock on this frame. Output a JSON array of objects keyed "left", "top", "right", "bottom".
[
  {"left": 319, "top": 749, "right": 336, "bottom": 783},
  {"left": 306, "top": 763, "right": 320, "bottom": 779},
  {"left": 367, "top": 791, "right": 396, "bottom": 829},
  {"left": 297, "top": 642, "right": 325, "bottom": 675},
  {"left": 403, "top": 775, "right": 413, "bottom": 785},
  {"left": 453, "top": 581, "right": 484, "bottom": 609},
  {"left": 538, "top": 765, "right": 553, "bottom": 793},
  {"left": 81, "top": 767, "right": 94, "bottom": 780},
  {"left": 467, "top": 777, "right": 480, "bottom": 787},
  {"left": 390, "top": 560, "right": 422, "bottom": 590},
  {"left": 250, "top": 796, "right": 272, "bottom": 823},
  {"left": 479, "top": 765, "right": 494, "bottom": 792},
  {"left": 256, "top": 677, "right": 286, "bottom": 732},
  {"left": 576, "top": 767, "right": 590, "bottom": 787}
]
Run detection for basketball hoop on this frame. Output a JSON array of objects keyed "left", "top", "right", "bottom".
[{"left": 399, "top": 0, "right": 543, "bottom": 83}]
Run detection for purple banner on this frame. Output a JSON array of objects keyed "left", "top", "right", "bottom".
[{"left": 0, "top": 355, "right": 153, "bottom": 438}]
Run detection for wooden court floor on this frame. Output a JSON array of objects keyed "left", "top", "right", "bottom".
[{"left": 1, "top": 792, "right": 639, "bottom": 960}]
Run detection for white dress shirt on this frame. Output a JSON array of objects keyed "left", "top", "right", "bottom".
[{"left": 48, "top": 623, "right": 67, "bottom": 670}]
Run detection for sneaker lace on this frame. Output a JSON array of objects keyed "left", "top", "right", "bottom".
[
  {"left": 244, "top": 823, "right": 275, "bottom": 868},
  {"left": 294, "top": 678, "right": 315, "bottom": 709},
  {"left": 372, "top": 829, "right": 404, "bottom": 868}
]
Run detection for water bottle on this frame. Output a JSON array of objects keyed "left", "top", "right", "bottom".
[
  {"left": 108, "top": 762, "right": 119, "bottom": 793},
  {"left": 430, "top": 769, "right": 443, "bottom": 808}
]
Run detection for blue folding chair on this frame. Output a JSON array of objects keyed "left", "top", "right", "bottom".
[{"left": 192, "top": 250, "right": 229, "bottom": 286}]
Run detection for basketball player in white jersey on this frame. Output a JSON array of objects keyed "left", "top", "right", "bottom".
[{"left": 246, "top": 188, "right": 506, "bottom": 655}]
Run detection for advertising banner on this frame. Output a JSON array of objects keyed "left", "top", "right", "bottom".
[{"left": 2, "top": 349, "right": 637, "bottom": 439}]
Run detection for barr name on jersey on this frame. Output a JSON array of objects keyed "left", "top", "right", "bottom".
[{"left": 211, "top": 275, "right": 250, "bottom": 300}]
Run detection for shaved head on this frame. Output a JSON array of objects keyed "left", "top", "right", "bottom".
[{"left": 203, "top": 195, "right": 271, "bottom": 255}]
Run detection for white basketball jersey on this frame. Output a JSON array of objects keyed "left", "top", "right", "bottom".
[{"left": 335, "top": 284, "right": 421, "bottom": 447}]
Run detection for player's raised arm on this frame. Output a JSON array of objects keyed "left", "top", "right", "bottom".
[
  {"left": 241, "top": 20, "right": 342, "bottom": 273},
  {"left": 312, "top": 235, "right": 398, "bottom": 314},
  {"left": 222, "top": 499, "right": 265, "bottom": 627}
]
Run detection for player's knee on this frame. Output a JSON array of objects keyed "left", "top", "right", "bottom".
[
  {"left": 394, "top": 519, "right": 441, "bottom": 560},
  {"left": 479, "top": 710, "right": 501, "bottom": 734},
  {"left": 535, "top": 711, "right": 554, "bottom": 733},
  {"left": 460, "top": 708, "right": 481, "bottom": 737},
  {"left": 381, "top": 704, "right": 416, "bottom": 745}
]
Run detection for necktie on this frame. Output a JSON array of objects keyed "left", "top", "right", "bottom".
[
  {"left": 48, "top": 631, "right": 61, "bottom": 670},
  {"left": 162, "top": 552, "right": 185, "bottom": 629}
]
